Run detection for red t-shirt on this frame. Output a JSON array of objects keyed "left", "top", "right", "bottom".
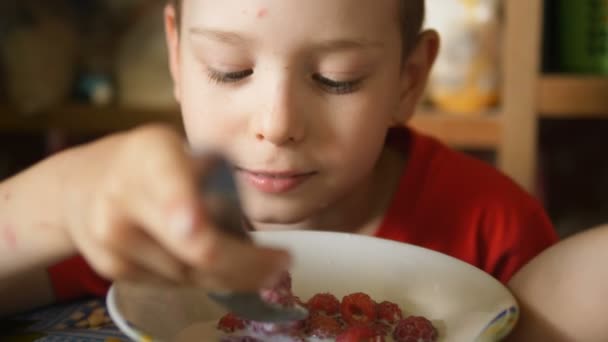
[
  {"left": 374, "top": 128, "right": 558, "bottom": 283},
  {"left": 48, "top": 127, "right": 558, "bottom": 301}
]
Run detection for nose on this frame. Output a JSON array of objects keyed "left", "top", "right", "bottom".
[{"left": 250, "top": 78, "right": 306, "bottom": 146}]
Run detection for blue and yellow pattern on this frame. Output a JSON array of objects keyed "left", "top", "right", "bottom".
[
  {"left": 476, "top": 306, "right": 519, "bottom": 342},
  {"left": 2, "top": 298, "right": 127, "bottom": 342}
]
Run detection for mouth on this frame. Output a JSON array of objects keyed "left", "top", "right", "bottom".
[{"left": 236, "top": 168, "right": 317, "bottom": 194}]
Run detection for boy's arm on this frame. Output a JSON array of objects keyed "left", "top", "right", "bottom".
[
  {"left": 0, "top": 139, "right": 117, "bottom": 316},
  {"left": 506, "top": 224, "right": 608, "bottom": 341},
  {"left": 0, "top": 148, "right": 86, "bottom": 278}
]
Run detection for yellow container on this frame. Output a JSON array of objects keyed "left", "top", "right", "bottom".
[{"left": 426, "top": 0, "right": 501, "bottom": 114}]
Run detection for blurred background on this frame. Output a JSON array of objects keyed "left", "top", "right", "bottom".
[{"left": 0, "top": 0, "right": 607, "bottom": 238}]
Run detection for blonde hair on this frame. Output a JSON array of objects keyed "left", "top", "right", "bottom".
[{"left": 168, "top": 0, "right": 424, "bottom": 56}]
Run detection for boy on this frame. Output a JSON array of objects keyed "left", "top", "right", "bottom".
[{"left": 0, "top": 0, "right": 557, "bottom": 317}]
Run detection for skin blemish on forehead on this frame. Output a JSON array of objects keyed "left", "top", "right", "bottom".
[
  {"left": 3, "top": 190, "right": 10, "bottom": 201},
  {"left": 1, "top": 224, "right": 17, "bottom": 250},
  {"left": 257, "top": 8, "right": 268, "bottom": 19}
]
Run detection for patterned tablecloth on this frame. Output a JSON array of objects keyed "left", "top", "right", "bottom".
[{"left": 1, "top": 297, "right": 128, "bottom": 342}]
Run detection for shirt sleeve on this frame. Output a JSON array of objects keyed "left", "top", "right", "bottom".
[
  {"left": 47, "top": 255, "right": 111, "bottom": 301},
  {"left": 482, "top": 199, "right": 559, "bottom": 284}
]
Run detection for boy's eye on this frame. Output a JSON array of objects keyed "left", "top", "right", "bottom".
[
  {"left": 207, "top": 68, "right": 253, "bottom": 84},
  {"left": 313, "top": 74, "right": 362, "bottom": 95}
]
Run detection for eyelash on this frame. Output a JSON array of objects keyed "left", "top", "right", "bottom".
[
  {"left": 207, "top": 69, "right": 254, "bottom": 84},
  {"left": 206, "top": 68, "right": 362, "bottom": 95},
  {"left": 312, "top": 74, "right": 362, "bottom": 95}
]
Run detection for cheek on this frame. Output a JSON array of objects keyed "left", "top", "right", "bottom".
[
  {"left": 322, "top": 66, "right": 403, "bottom": 171},
  {"left": 178, "top": 58, "right": 243, "bottom": 149},
  {"left": 319, "top": 93, "right": 396, "bottom": 174}
]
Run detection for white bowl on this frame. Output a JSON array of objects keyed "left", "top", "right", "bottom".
[{"left": 107, "top": 230, "right": 518, "bottom": 341}]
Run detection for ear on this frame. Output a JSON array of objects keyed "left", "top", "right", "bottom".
[
  {"left": 393, "top": 30, "right": 440, "bottom": 124},
  {"left": 164, "top": 3, "right": 182, "bottom": 103}
]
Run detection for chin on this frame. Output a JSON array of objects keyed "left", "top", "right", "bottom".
[{"left": 244, "top": 201, "right": 318, "bottom": 226}]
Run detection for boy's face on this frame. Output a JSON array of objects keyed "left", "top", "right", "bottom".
[{"left": 165, "top": 0, "right": 436, "bottom": 226}]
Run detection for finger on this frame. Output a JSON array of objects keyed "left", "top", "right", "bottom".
[
  {"left": 117, "top": 265, "right": 177, "bottom": 287},
  {"left": 113, "top": 127, "right": 205, "bottom": 252},
  {"left": 103, "top": 223, "right": 188, "bottom": 284},
  {"left": 118, "top": 126, "right": 204, "bottom": 242},
  {"left": 183, "top": 229, "right": 292, "bottom": 292},
  {"left": 87, "top": 196, "right": 190, "bottom": 284},
  {"left": 80, "top": 238, "right": 176, "bottom": 286}
]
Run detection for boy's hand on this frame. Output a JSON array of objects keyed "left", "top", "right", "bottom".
[{"left": 66, "top": 124, "right": 290, "bottom": 291}]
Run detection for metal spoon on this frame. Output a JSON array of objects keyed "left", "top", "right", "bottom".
[{"left": 201, "top": 155, "right": 309, "bottom": 323}]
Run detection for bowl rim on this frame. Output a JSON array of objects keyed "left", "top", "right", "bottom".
[{"left": 107, "top": 230, "right": 520, "bottom": 341}]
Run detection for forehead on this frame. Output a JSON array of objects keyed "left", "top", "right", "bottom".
[{"left": 182, "top": 0, "right": 401, "bottom": 44}]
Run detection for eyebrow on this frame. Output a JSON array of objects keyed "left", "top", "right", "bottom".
[
  {"left": 189, "top": 27, "right": 383, "bottom": 52},
  {"left": 312, "top": 38, "right": 385, "bottom": 52},
  {"left": 189, "top": 28, "right": 253, "bottom": 46}
]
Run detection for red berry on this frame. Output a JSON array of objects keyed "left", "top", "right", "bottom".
[
  {"left": 220, "top": 337, "right": 261, "bottom": 342},
  {"left": 293, "top": 295, "right": 306, "bottom": 307},
  {"left": 307, "top": 313, "right": 343, "bottom": 338},
  {"left": 371, "top": 321, "right": 392, "bottom": 336},
  {"left": 337, "top": 325, "right": 385, "bottom": 342},
  {"left": 274, "top": 271, "right": 293, "bottom": 291},
  {"left": 260, "top": 271, "right": 295, "bottom": 307},
  {"left": 377, "top": 301, "right": 403, "bottom": 324},
  {"left": 247, "top": 319, "right": 305, "bottom": 335},
  {"left": 307, "top": 293, "right": 341, "bottom": 316},
  {"left": 392, "top": 316, "right": 438, "bottom": 342},
  {"left": 260, "top": 288, "right": 294, "bottom": 307},
  {"left": 341, "top": 293, "right": 377, "bottom": 326},
  {"left": 217, "top": 313, "right": 246, "bottom": 333}
]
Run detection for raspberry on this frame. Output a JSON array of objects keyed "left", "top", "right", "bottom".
[
  {"left": 392, "top": 316, "right": 438, "bottom": 342},
  {"left": 220, "top": 337, "right": 261, "bottom": 342},
  {"left": 260, "top": 288, "right": 294, "bottom": 307},
  {"left": 274, "top": 270, "right": 293, "bottom": 291},
  {"left": 260, "top": 271, "right": 295, "bottom": 307},
  {"left": 341, "top": 293, "right": 377, "bottom": 326},
  {"left": 217, "top": 313, "right": 246, "bottom": 333},
  {"left": 218, "top": 281, "right": 433, "bottom": 342},
  {"left": 336, "top": 325, "right": 385, "bottom": 342},
  {"left": 261, "top": 270, "right": 292, "bottom": 293},
  {"left": 336, "top": 315, "right": 348, "bottom": 328},
  {"left": 307, "top": 313, "right": 343, "bottom": 338},
  {"left": 283, "top": 334, "right": 307, "bottom": 342},
  {"left": 377, "top": 301, "right": 403, "bottom": 324},
  {"left": 247, "top": 319, "right": 305, "bottom": 335},
  {"left": 293, "top": 295, "right": 306, "bottom": 307},
  {"left": 371, "top": 321, "right": 392, "bottom": 336},
  {"left": 307, "top": 293, "right": 341, "bottom": 316}
]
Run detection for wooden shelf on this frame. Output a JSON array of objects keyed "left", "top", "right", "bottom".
[
  {"left": 538, "top": 75, "right": 608, "bottom": 118},
  {"left": 410, "top": 109, "right": 502, "bottom": 149},
  {"left": 0, "top": 104, "right": 182, "bottom": 133}
]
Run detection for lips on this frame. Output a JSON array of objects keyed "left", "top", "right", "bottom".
[{"left": 237, "top": 169, "right": 316, "bottom": 194}]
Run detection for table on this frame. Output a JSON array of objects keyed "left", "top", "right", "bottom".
[{"left": 1, "top": 297, "right": 128, "bottom": 342}]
